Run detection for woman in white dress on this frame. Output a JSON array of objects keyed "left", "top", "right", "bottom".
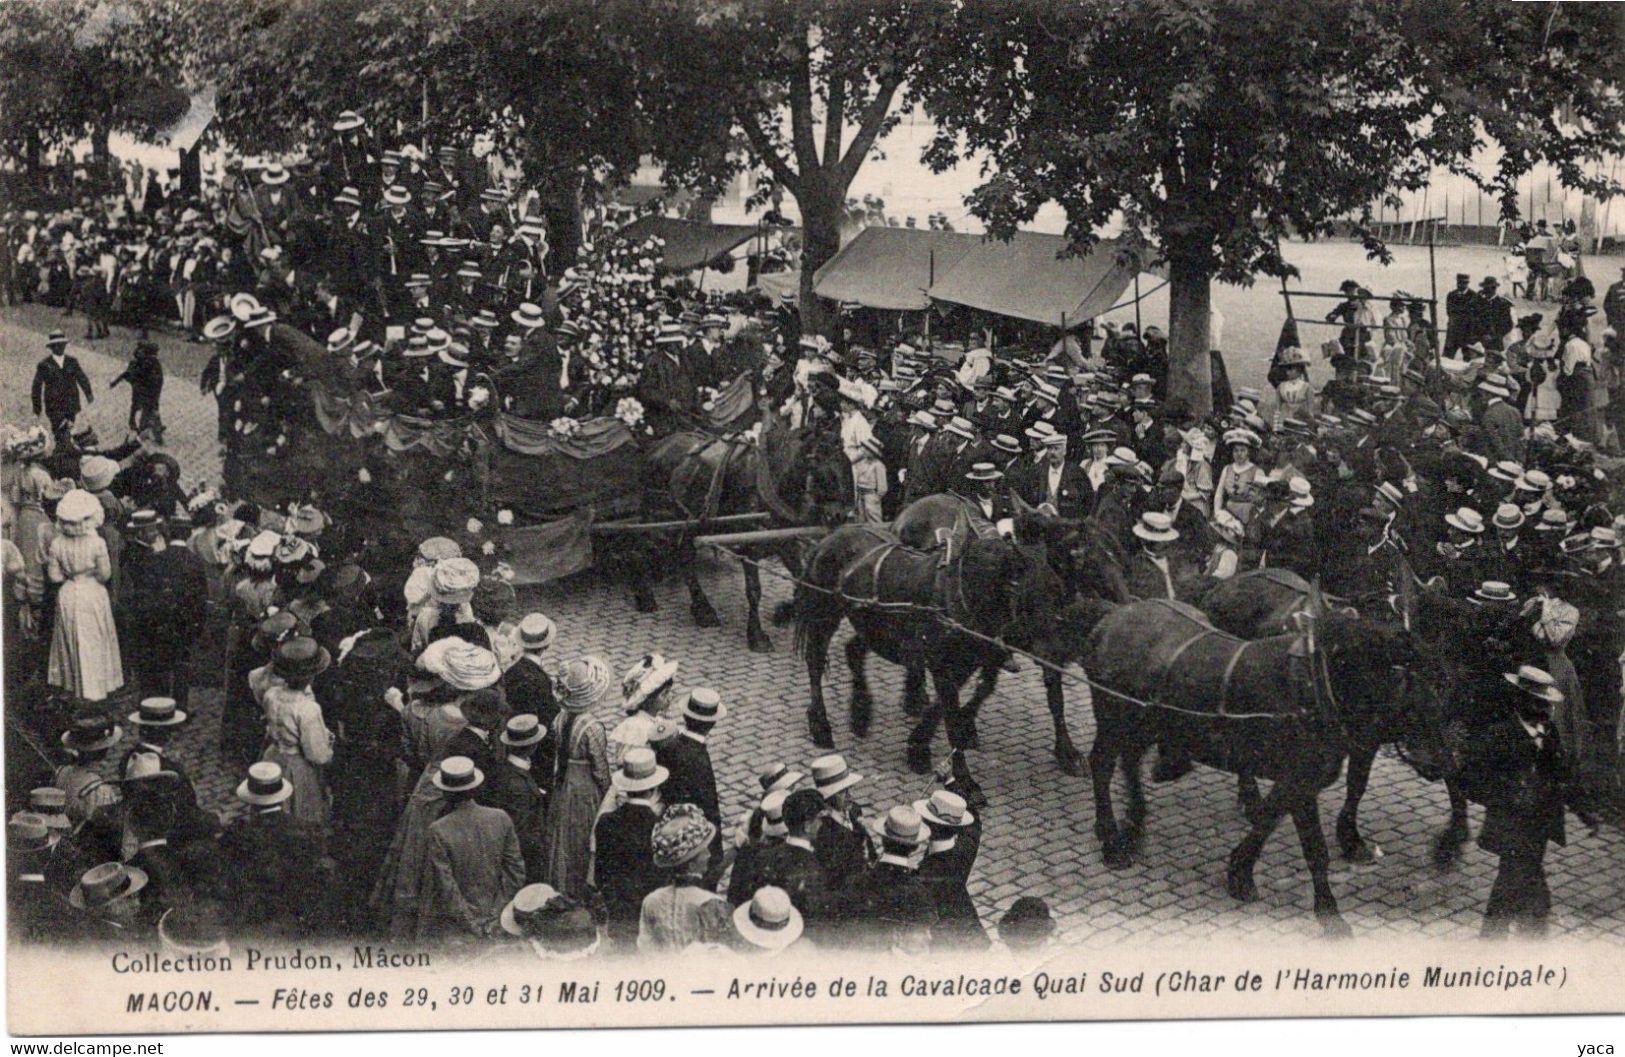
[{"left": 46, "top": 489, "right": 123, "bottom": 701}]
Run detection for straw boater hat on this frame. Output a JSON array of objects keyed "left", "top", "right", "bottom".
[
  {"left": 651, "top": 803, "right": 717, "bottom": 869},
  {"left": 500, "top": 885, "right": 600, "bottom": 959},
  {"left": 914, "top": 789, "right": 974, "bottom": 829},
  {"left": 236, "top": 761, "right": 293, "bottom": 807},
  {"left": 1472, "top": 581, "right": 1518, "bottom": 605},
  {"left": 8, "top": 813, "right": 54, "bottom": 854},
  {"left": 80, "top": 455, "right": 119, "bottom": 493},
  {"left": 965, "top": 462, "right": 1003, "bottom": 482},
  {"left": 517, "top": 612, "right": 556, "bottom": 652},
  {"left": 61, "top": 712, "right": 122, "bottom": 754},
  {"left": 326, "top": 327, "right": 355, "bottom": 355},
  {"left": 46, "top": 330, "right": 69, "bottom": 350},
  {"left": 870, "top": 804, "right": 927, "bottom": 846},
  {"left": 383, "top": 185, "right": 412, "bottom": 207},
  {"left": 157, "top": 901, "right": 229, "bottom": 959},
  {"left": 1487, "top": 460, "right": 1524, "bottom": 483},
  {"left": 1211, "top": 509, "right": 1245, "bottom": 546},
  {"left": 511, "top": 302, "right": 547, "bottom": 329},
  {"left": 1445, "top": 507, "right": 1486, "bottom": 534},
  {"left": 500, "top": 713, "right": 547, "bottom": 749},
  {"left": 1493, "top": 503, "right": 1525, "bottom": 531},
  {"left": 332, "top": 109, "right": 366, "bottom": 132},
  {"left": 433, "top": 755, "right": 485, "bottom": 794},
  {"left": 908, "top": 410, "right": 937, "bottom": 431},
  {"left": 680, "top": 686, "right": 726, "bottom": 724},
  {"left": 990, "top": 434, "right": 1022, "bottom": 456},
  {"left": 1287, "top": 476, "right": 1314, "bottom": 509},
  {"left": 199, "top": 313, "right": 236, "bottom": 342},
  {"left": 612, "top": 746, "right": 669, "bottom": 793},
  {"left": 128, "top": 696, "right": 187, "bottom": 728},
  {"left": 333, "top": 186, "right": 362, "bottom": 208},
  {"left": 733, "top": 886, "right": 803, "bottom": 951},
  {"left": 1515, "top": 469, "right": 1551, "bottom": 494},
  {"left": 942, "top": 416, "right": 977, "bottom": 441},
  {"left": 70, "top": 861, "right": 148, "bottom": 912},
  {"left": 29, "top": 788, "right": 69, "bottom": 831},
  {"left": 1504, "top": 665, "right": 1563, "bottom": 704},
  {"left": 556, "top": 655, "right": 614, "bottom": 711},
  {"left": 810, "top": 754, "right": 862, "bottom": 798},
  {"left": 1082, "top": 427, "right": 1117, "bottom": 447},
  {"left": 1132, "top": 510, "right": 1180, "bottom": 543},
  {"left": 1024, "top": 419, "right": 1059, "bottom": 444},
  {"left": 622, "top": 653, "right": 679, "bottom": 713},
  {"left": 1534, "top": 508, "right": 1573, "bottom": 533},
  {"left": 260, "top": 163, "right": 290, "bottom": 186},
  {"left": 757, "top": 762, "right": 804, "bottom": 793}
]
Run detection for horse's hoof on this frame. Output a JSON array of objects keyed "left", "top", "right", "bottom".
[
  {"left": 1319, "top": 915, "right": 1354, "bottom": 940},
  {"left": 632, "top": 594, "right": 658, "bottom": 614},
  {"left": 691, "top": 605, "right": 722, "bottom": 629},
  {"left": 1432, "top": 829, "right": 1469, "bottom": 872},
  {"left": 747, "top": 631, "right": 774, "bottom": 654},
  {"left": 905, "top": 740, "right": 933, "bottom": 775},
  {"left": 1226, "top": 870, "right": 1259, "bottom": 903},
  {"left": 1102, "top": 838, "right": 1133, "bottom": 871},
  {"left": 1341, "top": 840, "right": 1375, "bottom": 865},
  {"left": 1055, "top": 747, "right": 1086, "bottom": 777},
  {"left": 808, "top": 714, "right": 835, "bottom": 750}
]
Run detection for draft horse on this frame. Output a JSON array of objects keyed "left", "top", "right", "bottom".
[
  {"left": 1071, "top": 597, "right": 1437, "bottom": 937},
  {"left": 1193, "top": 567, "right": 1472, "bottom": 869},
  {"left": 632, "top": 407, "right": 849, "bottom": 651},
  {"left": 790, "top": 516, "right": 1066, "bottom": 803}
]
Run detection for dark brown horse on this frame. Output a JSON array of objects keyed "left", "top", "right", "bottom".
[
  {"left": 884, "top": 492, "right": 1131, "bottom": 775},
  {"left": 634, "top": 407, "right": 849, "bottom": 651},
  {"left": 789, "top": 516, "right": 1066, "bottom": 803},
  {"left": 1193, "top": 565, "right": 1473, "bottom": 869},
  {"left": 1068, "top": 598, "right": 1437, "bottom": 937}
]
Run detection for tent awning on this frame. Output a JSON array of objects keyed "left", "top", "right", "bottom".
[
  {"left": 811, "top": 226, "right": 974, "bottom": 311},
  {"left": 755, "top": 269, "right": 801, "bottom": 304},
  {"left": 153, "top": 86, "right": 217, "bottom": 153},
  {"left": 616, "top": 216, "right": 762, "bottom": 272},
  {"left": 927, "top": 233, "right": 1163, "bottom": 326}
]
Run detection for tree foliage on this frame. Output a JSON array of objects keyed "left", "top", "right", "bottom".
[
  {"left": 916, "top": 0, "right": 1625, "bottom": 414},
  {"left": 634, "top": 0, "right": 952, "bottom": 332},
  {"left": 0, "top": 0, "right": 190, "bottom": 170}
]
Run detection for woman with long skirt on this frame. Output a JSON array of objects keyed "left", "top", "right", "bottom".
[
  {"left": 45, "top": 489, "right": 122, "bottom": 701},
  {"left": 542, "top": 656, "right": 613, "bottom": 899}
]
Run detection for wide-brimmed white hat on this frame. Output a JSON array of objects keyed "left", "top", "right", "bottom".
[
  {"left": 432, "top": 755, "right": 485, "bottom": 793},
  {"left": 732, "top": 886, "right": 803, "bottom": 950},
  {"left": 332, "top": 109, "right": 366, "bottom": 132},
  {"left": 810, "top": 754, "right": 861, "bottom": 798},
  {"left": 1444, "top": 507, "right": 1485, "bottom": 534},
  {"left": 236, "top": 761, "right": 293, "bottom": 806},
  {"left": 914, "top": 789, "right": 974, "bottom": 829},
  {"left": 612, "top": 747, "right": 669, "bottom": 793},
  {"left": 1132, "top": 511, "right": 1179, "bottom": 543},
  {"left": 1503, "top": 665, "right": 1563, "bottom": 704}
]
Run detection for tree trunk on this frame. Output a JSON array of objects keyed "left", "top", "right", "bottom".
[
  {"left": 1165, "top": 243, "right": 1214, "bottom": 419},
  {"left": 795, "top": 178, "right": 842, "bottom": 338},
  {"left": 540, "top": 167, "right": 583, "bottom": 273},
  {"left": 25, "top": 127, "right": 43, "bottom": 173}
]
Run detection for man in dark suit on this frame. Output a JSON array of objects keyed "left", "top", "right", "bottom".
[
  {"left": 752, "top": 788, "right": 835, "bottom": 942},
  {"left": 655, "top": 688, "right": 726, "bottom": 888},
  {"left": 1463, "top": 666, "right": 1596, "bottom": 938},
  {"left": 592, "top": 748, "right": 668, "bottom": 949},
  {"left": 7, "top": 815, "right": 63, "bottom": 942},
  {"left": 835, "top": 804, "right": 930, "bottom": 949},
  {"left": 1443, "top": 273, "right": 1475, "bottom": 354},
  {"left": 31, "top": 331, "right": 94, "bottom": 439},
  {"left": 482, "top": 715, "right": 548, "bottom": 882},
  {"left": 502, "top": 614, "right": 559, "bottom": 775},
  {"left": 218, "top": 762, "right": 330, "bottom": 938},
  {"left": 427, "top": 757, "right": 525, "bottom": 939},
  {"left": 913, "top": 788, "right": 988, "bottom": 950},
  {"left": 123, "top": 791, "right": 189, "bottom": 929},
  {"left": 127, "top": 517, "right": 208, "bottom": 706},
  {"left": 809, "top": 754, "right": 874, "bottom": 890},
  {"left": 1011, "top": 428, "right": 1089, "bottom": 517}
]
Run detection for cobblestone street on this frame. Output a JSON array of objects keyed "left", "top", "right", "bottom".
[{"left": 4, "top": 305, "right": 1623, "bottom": 946}]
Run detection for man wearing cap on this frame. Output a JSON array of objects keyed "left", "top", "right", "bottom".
[
  {"left": 427, "top": 757, "right": 526, "bottom": 939},
  {"left": 31, "top": 332, "right": 94, "bottom": 440},
  {"left": 1459, "top": 666, "right": 1596, "bottom": 937},
  {"left": 914, "top": 786, "right": 988, "bottom": 950},
  {"left": 218, "top": 761, "right": 330, "bottom": 937},
  {"left": 125, "top": 515, "right": 208, "bottom": 706},
  {"left": 834, "top": 804, "right": 929, "bottom": 949},
  {"left": 808, "top": 754, "right": 874, "bottom": 889},
  {"left": 483, "top": 714, "right": 549, "bottom": 882},
  {"left": 655, "top": 688, "right": 726, "bottom": 888},
  {"left": 1474, "top": 276, "right": 1513, "bottom": 351},
  {"left": 593, "top": 747, "right": 669, "bottom": 948}
]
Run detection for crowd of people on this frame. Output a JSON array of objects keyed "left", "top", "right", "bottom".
[{"left": 3, "top": 107, "right": 1624, "bottom": 953}]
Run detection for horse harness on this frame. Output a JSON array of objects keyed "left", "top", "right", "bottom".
[
  {"left": 670, "top": 431, "right": 754, "bottom": 522},
  {"left": 834, "top": 528, "right": 988, "bottom": 630}
]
